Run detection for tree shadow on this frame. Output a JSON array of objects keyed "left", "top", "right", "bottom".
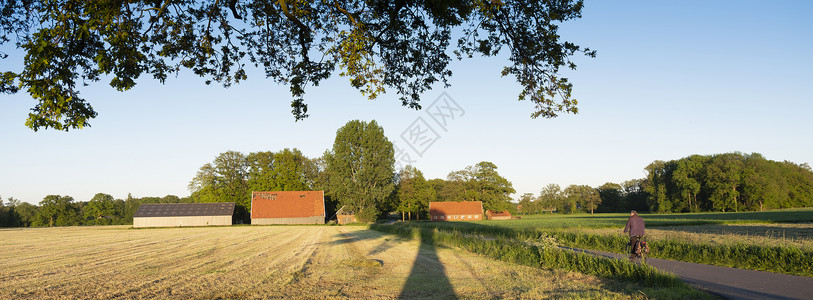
[{"left": 398, "top": 229, "right": 457, "bottom": 299}]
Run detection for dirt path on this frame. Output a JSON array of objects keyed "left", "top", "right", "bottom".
[{"left": 565, "top": 247, "right": 813, "bottom": 300}]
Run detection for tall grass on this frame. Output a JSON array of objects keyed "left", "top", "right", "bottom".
[
  {"left": 386, "top": 214, "right": 813, "bottom": 277},
  {"left": 492, "top": 207, "right": 813, "bottom": 230},
  {"left": 544, "top": 230, "right": 813, "bottom": 277},
  {"left": 369, "top": 223, "right": 709, "bottom": 299}
]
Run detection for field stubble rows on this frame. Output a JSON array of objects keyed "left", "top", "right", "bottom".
[{"left": 1, "top": 225, "right": 639, "bottom": 299}]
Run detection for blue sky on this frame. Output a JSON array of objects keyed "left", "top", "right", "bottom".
[{"left": 2, "top": 1, "right": 812, "bottom": 205}]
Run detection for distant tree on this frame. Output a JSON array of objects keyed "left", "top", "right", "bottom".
[
  {"left": 33, "top": 195, "right": 81, "bottom": 227},
  {"left": 517, "top": 193, "right": 536, "bottom": 215},
  {"left": 643, "top": 160, "right": 670, "bottom": 213},
  {"left": 705, "top": 153, "right": 743, "bottom": 212},
  {"left": 324, "top": 120, "right": 395, "bottom": 222},
  {"left": 83, "top": 193, "right": 116, "bottom": 225},
  {"left": 621, "top": 179, "right": 649, "bottom": 212},
  {"left": 121, "top": 193, "right": 141, "bottom": 223},
  {"left": 189, "top": 150, "right": 250, "bottom": 221},
  {"left": 596, "top": 182, "right": 624, "bottom": 213},
  {"left": 14, "top": 202, "right": 39, "bottom": 227},
  {"left": 246, "top": 148, "right": 316, "bottom": 192},
  {"left": 538, "top": 184, "right": 564, "bottom": 213},
  {"left": 111, "top": 199, "right": 127, "bottom": 224},
  {"left": 1, "top": 1, "right": 594, "bottom": 131},
  {"left": 442, "top": 162, "right": 515, "bottom": 212},
  {"left": 5, "top": 196, "right": 21, "bottom": 207},
  {"left": 396, "top": 165, "right": 435, "bottom": 221},
  {"left": 0, "top": 196, "right": 22, "bottom": 227},
  {"left": 641, "top": 152, "right": 813, "bottom": 213},
  {"left": 564, "top": 184, "right": 601, "bottom": 214},
  {"left": 672, "top": 155, "right": 705, "bottom": 212},
  {"left": 428, "top": 178, "right": 451, "bottom": 202},
  {"left": 439, "top": 173, "right": 472, "bottom": 202}
]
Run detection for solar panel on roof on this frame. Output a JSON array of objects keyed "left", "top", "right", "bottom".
[{"left": 133, "top": 203, "right": 236, "bottom": 218}]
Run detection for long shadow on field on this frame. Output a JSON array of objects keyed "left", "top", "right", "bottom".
[{"left": 398, "top": 229, "right": 456, "bottom": 299}]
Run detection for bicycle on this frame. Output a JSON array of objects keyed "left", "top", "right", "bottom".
[{"left": 625, "top": 235, "right": 649, "bottom": 263}]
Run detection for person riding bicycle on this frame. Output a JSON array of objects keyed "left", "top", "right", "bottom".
[{"left": 623, "top": 210, "right": 645, "bottom": 260}]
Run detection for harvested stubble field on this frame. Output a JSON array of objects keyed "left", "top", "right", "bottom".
[{"left": 1, "top": 225, "right": 642, "bottom": 299}]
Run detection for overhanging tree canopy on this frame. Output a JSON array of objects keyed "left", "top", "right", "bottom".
[{"left": 0, "top": 0, "right": 594, "bottom": 131}]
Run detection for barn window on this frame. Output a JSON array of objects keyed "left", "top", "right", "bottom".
[{"left": 475, "top": 215, "right": 479, "bottom": 219}]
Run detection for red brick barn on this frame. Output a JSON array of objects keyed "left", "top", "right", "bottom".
[
  {"left": 429, "top": 201, "right": 483, "bottom": 221},
  {"left": 486, "top": 210, "right": 513, "bottom": 220},
  {"left": 251, "top": 191, "right": 325, "bottom": 225},
  {"left": 335, "top": 205, "right": 358, "bottom": 225}
]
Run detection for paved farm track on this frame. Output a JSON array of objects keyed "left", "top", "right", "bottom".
[{"left": 567, "top": 247, "right": 813, "bottom": 300}]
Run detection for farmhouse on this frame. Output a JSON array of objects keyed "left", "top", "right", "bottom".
[
  {"left": 251, "top": 191, "right": 326, "bottom": 225},
  {"left": 429, "top": 201, "right": 483, "bottom": 221},
  {"left": 133, "top": 202, "right": 235, "bottom": 228},
  {"left": 486, "top": 210, "right": 512, "bottom": 220},
  {"left": 335, "top": 205, "right": 358, "bottom": 225}
]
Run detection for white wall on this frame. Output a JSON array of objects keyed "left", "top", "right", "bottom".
[{"left": 133, "top": 216, "right": 232, "bottom": 228}]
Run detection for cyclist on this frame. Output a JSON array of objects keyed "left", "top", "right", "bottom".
[{"left": 623, "top": 210, "right": 645, "bottom": 260}]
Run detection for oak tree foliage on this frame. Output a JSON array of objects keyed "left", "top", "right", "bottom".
[
  {"left": 1, "top": 0, "right": 594, "bottom": 131},
  {"left": 324, "top": 119, "right": 395, "bottom": 222}
]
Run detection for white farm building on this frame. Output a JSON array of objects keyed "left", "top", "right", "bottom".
[{"left": 133, "top": 203, "right": 235, "bottom": 228}]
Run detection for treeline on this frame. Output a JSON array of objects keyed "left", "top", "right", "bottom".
[
  {"left": 395, "top": 162, "right": 516, "bottom": 221},
  {"left": 0, "top": 194, "right": 189, "bottom": 227},
  {"left": 516, "top": 181, "right": 648, "bottom": 215},
  {"left": 517, "top": 152, "right": 813, "bottom": 215},
  {"left": 1, "top": 119, "right": 512, "bottom": 226},
  {"left": 188, "top": 120, "right": 517, "bottom": 223},
  {"left": 643, "top": 152, "right": 813, "bottom": 213}
]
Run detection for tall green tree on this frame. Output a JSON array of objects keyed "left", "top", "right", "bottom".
[
  {"left": 189, "top": 150, "right": 250, "bottom": 219},
  {"left": 246, "top": 148, "right": 316, "bottom": 192},
  {"left": 705, "top": 153, "right": 743, "bottom": 212},
  {"left": 596, "top": 182, "right": 624, "bottom": 213},
  {"left": 538, "top": 184, "right": 564, "bottom": 213},
  {"left": 643, "top": 160, "right": 671, "bottom": 213},
  {"left": 517, "top": 193, "right": 536, "bottom": 215},
  {"left": 442, "top": 162, "right": 515, "bottom": 212},
  {"left": 324, "top": 120, "right": 395, "bottom": 222},
  {"left": 14, "top": 202, "right": 39, "bottom": 227},
  {"left": 564, "top": 184, "right": 601, "bottom": 214},
  {"left": 672, "top": 155, "right": 705, "bottom": 212},
  {"left": 396, "top": 165, "right": 435, "bottom": 221},
  {"left": 1, "top": 1, "right": 594, "bottom": 131},
  {"left": 83, "top": 193, "right": 116, "bottom": 225},
  {"left": 0, "top": 196, "right": 22, "bottom": 227},
  {"left": 621, "top": 179, "right": 649, "bottom": 212},
  {"left": 33, "top": 195, "right": 81, "bottom": 227}
]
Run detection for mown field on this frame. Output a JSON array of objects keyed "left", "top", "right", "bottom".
[
  {"left": 380, "top": 208, "right": 813, "bottom": 277},
  {"left": 0, "top": 225, "right": 705, "bottom": 299}
]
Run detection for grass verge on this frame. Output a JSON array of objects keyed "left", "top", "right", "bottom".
[{"left": 370, "top": 223, "right": 711, "bottom": 299}]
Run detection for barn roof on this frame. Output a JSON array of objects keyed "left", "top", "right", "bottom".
[
  {"left": 486, "top": 210, "right": 512, "bottom": 217},
  {"left": 429, "top": 201, "right": 483, "bottom": 215},
  {"left": 251, "top": 191, "right": 325, "bottom": 219},
  {"left": 133, "top": 203, "right": 236, "bottom": 218}
]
